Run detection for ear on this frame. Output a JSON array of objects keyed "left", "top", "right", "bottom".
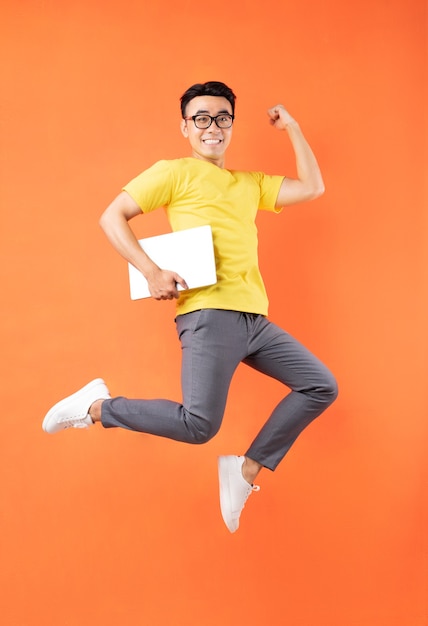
[{"left": 180, "top": 119, "right": 189, "bottom": 138}]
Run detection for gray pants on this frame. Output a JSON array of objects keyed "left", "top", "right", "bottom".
[{"left": 101, "top": 310, "right": 338, "bottom": 470}]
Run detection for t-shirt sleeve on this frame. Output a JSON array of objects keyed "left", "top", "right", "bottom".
[
  {"left": 122, "top": 160, "right": 173, "bottom": 213},
  {"left": 255, "top": 172, "right": 285, "bottom": 214}
]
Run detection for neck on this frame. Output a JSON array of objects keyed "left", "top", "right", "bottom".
[{"left": 191, "top": 151, "right": 225, "bottom": 169}]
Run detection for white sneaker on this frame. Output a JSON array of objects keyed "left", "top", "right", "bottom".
[
  {"left": 42, "top": 378, "right": 111, "bottom": 434},
  {"left": 218, "top": 455, "right": 260, "bottom": 533}
]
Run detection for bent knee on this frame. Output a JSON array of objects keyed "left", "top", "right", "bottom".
[
  {"left": 185, "top": 413, "right": 221, "bottom": 444},
  {"left": 191, "top": 425, "right": 220, "bottom": 445},
  {"left": 193, "top": 431, "right": 216, "bottom": 445},
  {"left": 320, "top": 373, "right": 338, "bottom": 405}
]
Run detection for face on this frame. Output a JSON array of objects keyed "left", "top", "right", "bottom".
[{"left": 180, "top": 95, "right": 233, "bottom": 167}]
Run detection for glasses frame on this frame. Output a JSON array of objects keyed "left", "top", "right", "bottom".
[{"left": 183, "top": 113, "right": 235, "bottom": 129}]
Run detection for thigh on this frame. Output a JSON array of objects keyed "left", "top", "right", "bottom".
[
  {"left": 245, "top": 318, "right": 335, "bottom": 393},
  {"left": 176, "top": 310, "right": 247, "bottom": 418}
]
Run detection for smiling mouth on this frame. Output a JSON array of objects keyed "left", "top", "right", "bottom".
[{"left": 203, "top": 139, "right": 222, "bottom": 145}]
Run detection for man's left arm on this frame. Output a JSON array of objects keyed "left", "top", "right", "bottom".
[{"left": 268, "top": 105, "right": 325, "bottom": 207}]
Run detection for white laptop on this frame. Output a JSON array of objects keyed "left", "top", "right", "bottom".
[{"left": 128, "top": 225, "right": 217, "bottom": 300}]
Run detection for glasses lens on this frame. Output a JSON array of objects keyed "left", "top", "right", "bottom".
[
  {"left": 216, "top": 115, "right": 233, "bottom": 128},
  {"left": 194, "top": 115, "right": 211, "bottom": 129}
]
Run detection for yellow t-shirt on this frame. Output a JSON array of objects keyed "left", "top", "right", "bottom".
[{"left": 123, "top": 158, "right": 284, "bottom": 316}]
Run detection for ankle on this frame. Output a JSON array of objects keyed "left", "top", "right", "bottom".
[
  {"left": 88, "top": 399, "right": 104, "bottom": 423},
  {"left": 242, "top": 456, "right": 263, "bottom": 485}
]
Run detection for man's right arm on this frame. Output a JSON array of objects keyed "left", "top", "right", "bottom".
[{"left": 99, "top": 191, "right": 187, "bottom": 300}]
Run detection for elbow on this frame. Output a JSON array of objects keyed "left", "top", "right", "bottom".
[
  {"left": 99, "top": 207, "right": 120, "bottom": 241},
  {"left": 309, "top": 180, "right": 325, "bottom": 201},
  {"left": 99, "top": 203, "right": 119, "bottom": 235},
  {"left": 317, "top": 182, "right": 326, "bottom": 198},
  {"left": 99, "top": 209, "right": 109, "bottom": 233},
  {"left": 99, "top": 191, "right": 140, "bottom": 233}
]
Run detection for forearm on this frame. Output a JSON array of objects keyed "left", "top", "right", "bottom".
[
  {"left": 268, "top": 104, "right": 325, "bottom": 206},
  {"left": 285, "top": 120, "right": 325, "bottom": 197}
]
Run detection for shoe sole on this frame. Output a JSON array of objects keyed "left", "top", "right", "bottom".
[
  {"left": 218, "top": 456, "right": 239, "bottom": 533},
  {"left": 42, "top": 378, "right": 107, "bottom": 433}
]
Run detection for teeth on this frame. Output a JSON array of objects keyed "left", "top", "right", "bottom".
[{"left": 204, "top": 140, "right": 221, "bottom": 144}]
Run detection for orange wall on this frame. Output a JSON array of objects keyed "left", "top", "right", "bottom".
[{"left": 1, "top": 1, "right": 427, "bottom": 625}]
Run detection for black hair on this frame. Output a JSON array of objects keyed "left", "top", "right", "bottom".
[{"left": 180, "top": 81, "right": 236, "bottom": 117}]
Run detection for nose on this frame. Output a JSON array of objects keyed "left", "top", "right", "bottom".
[{"left": 206, "top": 122, "right": 222, "bottom": 133}]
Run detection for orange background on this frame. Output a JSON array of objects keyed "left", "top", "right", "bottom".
[{"left": 1, "top": 1, "right": 427, "bottom": 625}]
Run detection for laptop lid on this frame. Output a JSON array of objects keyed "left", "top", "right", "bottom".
[{"left": 128, "top": 225, "right": 217, "bottom": 300}]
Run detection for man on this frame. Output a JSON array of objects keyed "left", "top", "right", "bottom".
[{"left": 43, "top": 81, "right": 338, "bottom": 533}]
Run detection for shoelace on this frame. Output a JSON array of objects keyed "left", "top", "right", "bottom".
[
  {"left": 58, "top": 414, "right": 90, "bottom": 429},
  {"left": 241, "top": 483, "right": 260, "bottom": 510}
]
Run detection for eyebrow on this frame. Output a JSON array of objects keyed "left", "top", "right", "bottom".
[{"left": 194, "top": 108, "right": 232, "bottom": 115}]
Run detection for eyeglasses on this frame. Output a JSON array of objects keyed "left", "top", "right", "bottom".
[{"left": 183, "top": 113, "right": 234, "bottom": 129}]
